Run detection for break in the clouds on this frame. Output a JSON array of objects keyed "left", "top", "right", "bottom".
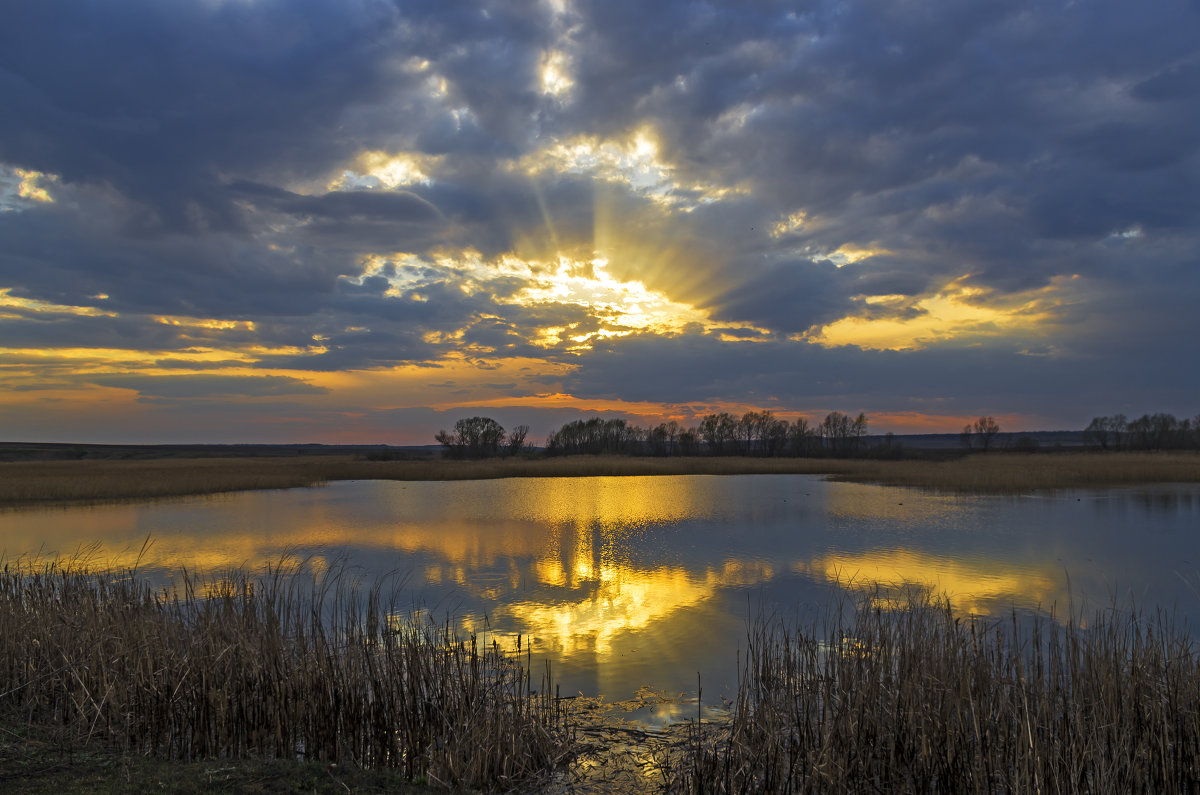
[{"left": 1, "top": 0, "right": 1197, "bottom": 443}]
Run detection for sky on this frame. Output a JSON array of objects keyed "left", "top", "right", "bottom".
[{"left": 1, "top": 0, "right": 1198, "bottom": 445}]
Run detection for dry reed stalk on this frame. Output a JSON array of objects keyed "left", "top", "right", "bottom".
[
  {"left": 670, "top": 591, "right": 1200, "bottom": 794},
  {"left": 0, "top": 558, "right": 572, "bottom": 790}
]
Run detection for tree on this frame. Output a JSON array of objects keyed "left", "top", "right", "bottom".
[
  {"left": 740, "top": 411, "right": 777, "bottom": 456},
  {"left": 1084, "top": 415, "right": 1128, "bottom": 451},
  {"left": 649, "top": 421, "right": 682, "bottom": 456},
  {"left": 765, "top": 416, "right": 791, "bottom": 456},
  {"left": 545, "top": 417, "right": 639, "bottom": 455},
  {"left": 1084, "top": 416, "right": 1110, "bottom": 450},
  {"left": 505, "top": 425, "right": 530, "bottom": 457},
  {"left": 971, "top": 416, "right": 1000, "bottom": 453},
  {"left": 788, "top": 418, "right": 816, "bottom": 456},
  {"left": 435, "top": 416, "right": 506, "bottom": 458},
  {"left": 699, "top": 412, "right": 739, "bottom": 455},
  {"left": 851, "top": 413, "right": 869, "bottom": 451},
  {"left": 820, "top": 411, "right": 854, "bottom": 456}
]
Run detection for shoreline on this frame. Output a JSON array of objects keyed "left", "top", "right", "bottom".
[{"left": 2, "top": 451, "right": 1199, "bottom": 508}]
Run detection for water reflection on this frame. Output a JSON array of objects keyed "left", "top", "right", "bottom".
[
  {"left": 801, "top": 549, "right": 1061, "bottom": 616},
  {"left": 3, "top": 476, "right": 1200, "bottom": 705}
]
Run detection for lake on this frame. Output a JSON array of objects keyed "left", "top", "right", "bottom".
[{"left": 3, "top": 474, "right": 1199, "bottom": 719}]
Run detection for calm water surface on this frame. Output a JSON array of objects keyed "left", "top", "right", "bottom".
[{"left": 4, "top": 475, "right": 1199, "bottom": 715}]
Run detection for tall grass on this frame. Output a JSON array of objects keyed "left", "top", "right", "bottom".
[
  {"left": 0, "top": 458, "right": 330, "bottom": 505},
  {"left": 4, "top": 452, "right": 1199, "bottom": 508},
  {"left": 837, "top": 451, "right": 1200, "bottom": 492},
  {"left": 0, "top": 558, "right": 571, "bottom": 789},
  {"left": 670, "top": 592, "right": 1200, "bottom": 793}
]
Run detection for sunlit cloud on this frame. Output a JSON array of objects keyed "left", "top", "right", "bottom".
[
  {"left": 342, "top": 246, "right": 755, "bottom": 356},
  {"left": 770, "top": 211, "right": 808, "bottom": 238},
  {"left": 15, "top": 169, "right": 56, "bottom": 204},
  {"left": 153, "top": 314, "right": 257, "bottom": 331},
  {"left": 0, "top": 289, "right": 116, "bottom": 318},
  {"left": 1, "top": 166, "right": 59, "bottom": 211},
  {"left": 512, "top": 256, "right": 710, "bottom": 346},
  {"left": 327, "top": 150, "right": 441, "bottom": 192},
  {"left": 515, "top": 127, "right": 747, "bottom": 210},
  {"left": 810, "top": 275, "right": 1081, "bottom": 351},
  {"left": 540, "top": 49, "right": 573, "bottom": 97}
]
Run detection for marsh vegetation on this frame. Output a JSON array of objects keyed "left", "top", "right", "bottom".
[
  {"left": 3, "top": 451, "right": 1199, "bottom": 508},
  {"left": 669, "top": 592, "right": 1200, "bottom": 794},
  {"left": 0, "top": 558, "right": 571, "bottom": 791},
  {"left": 5, "top": 553, "right": 1200, "bottom": 792}
]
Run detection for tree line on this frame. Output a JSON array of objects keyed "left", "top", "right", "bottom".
[
  {"left": 433, "top": 410, "right": 1200, "bottom": 460},
  {"left": 1084, "top": 412, "right": 1200, "bottom": 451},
  {"left": 544, "top": 411, "right": 873, "bottom": 457},
  {"left": 435, "top": 410, "right": 873, "bottom": 459}
]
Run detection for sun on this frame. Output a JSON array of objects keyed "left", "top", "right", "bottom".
[{"left": 512, "top": 255, "right": 711, "bottom": 347}]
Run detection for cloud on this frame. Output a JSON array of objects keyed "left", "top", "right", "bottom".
[
  {"left": 88, "top": 374, "right": 329, "bottom": 399},
  {"left": 0, "top": 0, "right": 1197, "bottom": 441}
]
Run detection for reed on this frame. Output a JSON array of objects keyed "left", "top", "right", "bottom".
[
  {"left": 3, "top": 452, "right": 1199, "bottom": 508},
  {"left": 0, "top": 457, "right": 331, "bottom": 505},
  {"left": 669, "top": 592, "right": 1200, "bottom": 793},
  {"left": 0, "top": 558, "right": 572, "bottom": 790},
  {"left": 0, "top": 456, "right": 857, "bottom": 507},
  {"left": 835, "top": 451, "right": 1200, "bottom": 492}
]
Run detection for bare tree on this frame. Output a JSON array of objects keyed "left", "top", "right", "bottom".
[
  {"left": 700, "top": 412, "right": 739, "bottom": 455},
  {"left": 852, "top": 412, "right": 869, "bottom": 451},
  {"left": 435, "top": 416, "right": 506, "bottom": 458},
  {"left": 505, "top": 425, "right": 530, "bottom": 457},
  {"left": 972, "top": 416, "right": 1000, "bottom": 453},
  {"left": 820, "top": 411, "right": 853, "bottom": 456},
  {"left": 789, "top": 418, "right": 815, "bottom": 456}
]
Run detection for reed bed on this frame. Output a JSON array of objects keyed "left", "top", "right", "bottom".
[
  {"left": 836, "top": 451, "right": 1200, "bottom": 492},
  {"left": 319, "top": 455, "right": 863, "bottom": 482},
  {"left": 0, "top": 457, "right": 330, "bottom": 506},
  {"left": 0, "top": 456, "right": 856, "bottom": 507},
  {"left": 4, "top": 452, "right": 1199, "bottom": 509},
  {"left": 0, "top": 559, "right": 571, "bottom": 790},
  {"left": 670, "top": 593, "right": 1200, "bottom": 794}
]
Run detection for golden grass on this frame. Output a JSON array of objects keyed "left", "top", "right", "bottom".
[
  {"left": 2, "top": 452, "right": 1199, "bottom": 508},
  {"left": 0, "top": 558, "right": 571, "bottom": 789},
  {"left": 670, "top": 592, "right": 1200, "bottom": 793},
  {"left": 0, "top": 457, "right": 331, "bottom": 506},
  {"left": 836, "top": 451, "right": 1200, "bottom": 492}
]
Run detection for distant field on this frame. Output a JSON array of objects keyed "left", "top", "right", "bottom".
[{"left": 1, "top": 451, "right": 1199, "bottom": 508}]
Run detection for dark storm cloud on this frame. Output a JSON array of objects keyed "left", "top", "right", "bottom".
[
  {"left": 563, "top": 330, "right": 1200, "bottom": 427},
  {"left": 229, "top": 182, "right": 444, "bottom": 225},
  {"left": 0, "top": 0, "right": 421, "bottom": 232}
]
